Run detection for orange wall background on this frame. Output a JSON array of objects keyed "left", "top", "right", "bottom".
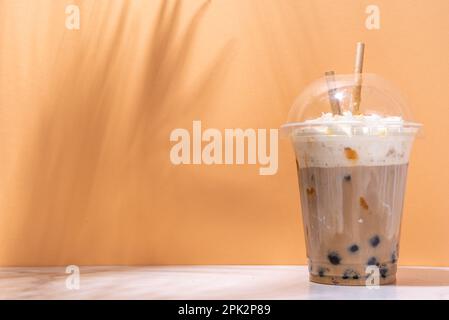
[{"left": 0, "top": 0, "right": 448, "bottom": 266}]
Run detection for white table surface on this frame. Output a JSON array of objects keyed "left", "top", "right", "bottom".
[{"left": 0, "top": 265, "right": 448, "bottom": 300}]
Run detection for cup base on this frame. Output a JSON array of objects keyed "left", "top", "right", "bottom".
[
  {"left": 308, "top": 260, "right": 397, "bottom": 286},
  {"left": 309, "top": 273, "right": 396, "bottom": 286}
]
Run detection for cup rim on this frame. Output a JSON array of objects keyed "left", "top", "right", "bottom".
[
  {"left": 280, "top": 121, "right": 422, "bottom": 130},
  {"left": 279, "top": 121, "right": 422, "bottom": 138}
]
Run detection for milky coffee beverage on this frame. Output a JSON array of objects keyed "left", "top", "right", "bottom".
[{"left": 290, "top": 112, "right": 419, "bottom": 285}]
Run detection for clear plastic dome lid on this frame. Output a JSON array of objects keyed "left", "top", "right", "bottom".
[{"left": 281, "top": 73, "right": 422, "bottom": 136}]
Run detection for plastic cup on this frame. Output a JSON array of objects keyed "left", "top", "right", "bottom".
[{"left": 281, "top": 74, "right": 421, "bottom": 285}]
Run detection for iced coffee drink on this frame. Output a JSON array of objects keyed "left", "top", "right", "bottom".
[
  {"left": 282, "top": 70, "right": 421, "bottom": 285},
  {"left": 292, "top": 112, "right": 417, "bottom": 285}
]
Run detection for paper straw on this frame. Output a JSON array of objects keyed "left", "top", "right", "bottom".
[
  {"left": 325, "top": 71, "right": 342, "bottom": 115},
  {"left": 352, "top": 42, "right": 365, "bottom": 114}
]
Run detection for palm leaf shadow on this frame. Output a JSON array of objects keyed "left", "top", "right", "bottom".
[{"left": 127, "top": 0, "right": 234, "bottom": 146}]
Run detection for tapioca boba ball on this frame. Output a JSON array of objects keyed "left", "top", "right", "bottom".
[
  {"left": 348, "top": 244, "right": 359, "bottom": 253},
  {"left": 327, "top": 252, "right": 341, "bottom": 265},
  {"left": 367, "top": 257, "right": 379, "bottom": 266},
  {"left": 379, "top": 264, "right": 389, "bottom": 278},
  {"left": 391, "top": 251, "right": 398, "bottom": 263},
  {"left": 318, "top": 267, "right": 329, "bottom": 277},
  {"left": 369, "top": 235, "right": 380, "bottom": 247},
  {"left": 342, "top": 269, "right": 360, "bottom": 280}
]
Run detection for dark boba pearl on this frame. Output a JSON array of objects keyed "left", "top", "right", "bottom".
[
  {"left": 327, "top": 252, "right": 341, "bottom": 265},
  {"left": 342, "top": 269, "right": 352, "bottom": 279},
  {"left": 379, "top": 265, "right": 388, "bottom": 278},
  {"left": 348, "top": 244, "right": 359, "bottom": 253},
  {"left": 391, "top": 251, "right": 398, "bottom": 263},
  {"left": 342, "top": 269, "right": 360, "bottom": 280},
  {"left": 369, "top": 235, "right": 380, "bottom": 247},
  {"left": 344, "top": 174, "right": 351, "bottom": 181},
  {"left": 318, "top": 268, "right": 326, "bottom": 277},
  {"left": 367, "top": 257, "right": 379, "bottom": 266}
]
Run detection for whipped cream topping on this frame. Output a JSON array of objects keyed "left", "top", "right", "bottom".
[
  {"left": 289, "top": 112, "right": 419, "bottom": 168},
  {"left": 303, "top": 111, "right": 404, "bottom": 125},
  {"left": 286, "top": 112, "right": 419, "bottom": 138}
]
